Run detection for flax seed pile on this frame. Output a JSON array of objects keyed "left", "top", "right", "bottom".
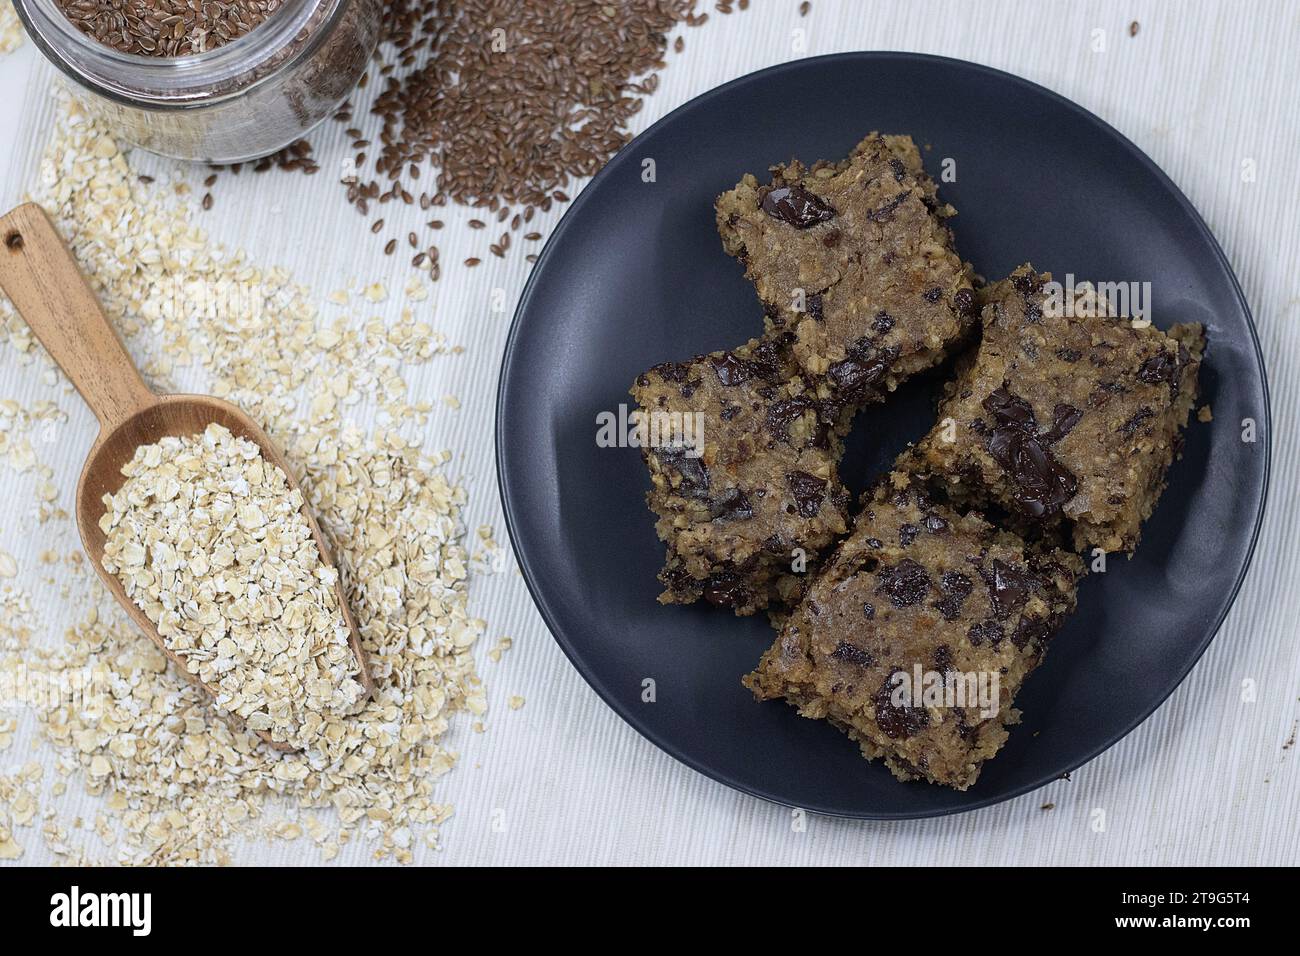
[
  {"left": 53, "top": 0, "right": 285, "bottom": 57},
  {"left": 349, "top": 0, "right": 730, "bottom": 267},
  {"left": 205, "top": 0, "right": 751, "bottom": 269},
  {"left": 364, "top": 0, "right": 703, "bottom": 212},
  {"left": 100, "top": 424, "right": 367, "bottom": 751},
  {"left": 0, "top": 99, "right": 492, "bottom": 864}
]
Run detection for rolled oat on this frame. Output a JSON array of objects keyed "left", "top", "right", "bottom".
[
  {"left": 1, "top": 0, "right": 23, "bottom": 54},
  {"left": 0, "top": 98, "right": 488, "bottom": 864},
  {"left": 100, "top": 423, "right": 367, "bottom": 750}
]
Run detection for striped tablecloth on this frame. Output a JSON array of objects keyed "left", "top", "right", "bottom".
[{"left": 0, "top": 0, "right": 1295, "bottom": 865}]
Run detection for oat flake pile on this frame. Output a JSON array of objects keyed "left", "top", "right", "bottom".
[
  {"left": 0, "top": 99, "right": 495, "bottom": 865},
  {"left": 0, "top": 0, "right": 24, "bottom": 54}
]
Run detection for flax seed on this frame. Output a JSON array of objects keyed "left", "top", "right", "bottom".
[{"left": 54, "top": 0, "right": 285, "bottom": 57}]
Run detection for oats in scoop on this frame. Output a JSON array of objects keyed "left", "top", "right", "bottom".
[{"left": 99, "top": 423, "right": 365, "bottom": 749}]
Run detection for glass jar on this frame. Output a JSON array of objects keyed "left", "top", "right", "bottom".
[{"left": 11, "top": 0, "right": 380, "bottom": 163}]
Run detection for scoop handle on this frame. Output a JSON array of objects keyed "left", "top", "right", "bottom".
[{"left": 0, "top": 203, "right": 155, "bottom": 431}]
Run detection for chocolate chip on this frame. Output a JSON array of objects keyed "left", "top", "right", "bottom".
[
  {"left": 654, "top": 446, "right": 708, "bottom": 499},
  {"left": 649, "top": 360, "right": 689, "bottom": 382},
  {"left": 766, "top": 396, "right": 819, "bottom": 445},
  {"left": 899, "top": 523, "right": 919, "bottom": 547},
  {"left": 872, "top": 310, "right": 895, "bottom": 333},
  {"left": 1041, "top": 404, "right": 1083, "bottom": 444},
  {"left": 1011, "top": 615, "right": 1053, "bottom": 650},
  {"left": 746, "top": 334, "right": 792, "bottom": 381},
  {"left": 862, "top": 602, "right": 875, "bottom": 619},
  {"left": 967, "top": 619, "right": 1003, "bottom": 646},
  {"left": 760, "top": 184, "right": 836, "bottom": 228},
  {"left": 827, "top": 345, "right": 897, "bottom": 398},
  {"left": 1011, "top": 271, "right": 1043, "bottom": 296},
  {"left": 933, "top": 571, "right": 973, "bottom": 621},
  {"left": 1087, "top": 380, "right": 1128, "bottom": 408},
  {"left": 806, "top": 292, "right": 824, "bottom": 322},
  {"left": 1056, "top": 348, "right": 1082, "bottom": 363},
  {"left": 981, "top": 559, "right": 1037, "bottom": 620},
  {"left": 983, "top": 386, "right": 1036, "bottom": 429},
  {"left": 1138, "top": 349, "right": 1185, "bottom": 397},
  {"left": 709, "top": 487, "right": 754, "bottom": 521},
  {"left": 1137, "top": 350, "right": 1175, "bottom": 385},
  {"left": 831, "top": 641, "right": 875, "bottom": 668},
  {"left": 865, "top": 190, "right": 910, "bottom": 222},
  {"left": 1118, "top": 406, "right": 1155, "bottom": 438},
  {"left": 866, "top": 537, "right": 883, "bottom": 549},
  {"left": 709, "top": 351, "right": 753, "bottom": 386},
  {"left": 786, "top": 470, "right": 828, "bottom": 518},
  {"left": 982, "top": 386, "right": 1078, "bottom": 519},
  {"left": 887, "top": 157, "right": 906, "bottom": 182},
  {"left": 873, "top": 672, "right": 929, "bottom": 739},
  {"left": 931, "top": 645, "right": 954, "bottom": 672},
  {"left": 877, "top": 558, "right": 933, "bottom": 608},
  {"left": 719, "top": 403, "right": 740, "bottom": 422},
  {"left": 923, "top": 513, "right": 949, "bottom": 534},
  {"left": 922, "top": 287, "right": 943, "bottom": 303},
  {"left": 954, "top": 288, "right": 976, "bottom": 319},
  {"left": 702, "top": 573, "right": 749, "bottom": 607},
  {"left": 954, "top": 709, "right": 978, "bottom": 741}
]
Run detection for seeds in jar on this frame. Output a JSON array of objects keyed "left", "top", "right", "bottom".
[
  {"left": 53, "top": 0, "right": 286, "bottom": 57},
  {"left": 99, "top": 423, "right": 366, "bottom": 750}
]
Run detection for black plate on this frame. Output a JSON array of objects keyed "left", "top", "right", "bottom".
[{"left": 496, "top": 53, "right": 1270, "bottom": 818}]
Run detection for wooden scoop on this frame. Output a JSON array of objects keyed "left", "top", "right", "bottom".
[{"left": 0, "top": 203, "right": 374, "bottom": 748}]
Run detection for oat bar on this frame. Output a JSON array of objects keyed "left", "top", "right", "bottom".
[
  {"left": 631, "top": 334, "right": 853, "bottom": 615},
  {"left": 744, "top": 474, "right": 1083, "bottom": 789},
  {"left": 905, "top": 265, "right": 1204, "bottom": 553},
  {"left": 715, "top": 133, "right": 977, "bottom": 407}
]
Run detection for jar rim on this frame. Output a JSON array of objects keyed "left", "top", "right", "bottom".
[{"left": 13, "top": 0, "right": 345, "bottom": 108}]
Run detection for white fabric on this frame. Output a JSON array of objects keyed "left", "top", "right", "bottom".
[{"left": 0, "top": 0, "right": 1296, "bottom": 866}]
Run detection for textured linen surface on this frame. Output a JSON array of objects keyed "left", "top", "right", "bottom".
[{"left": 0, "top": 0, "right": 1296, "bottom": 866}]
